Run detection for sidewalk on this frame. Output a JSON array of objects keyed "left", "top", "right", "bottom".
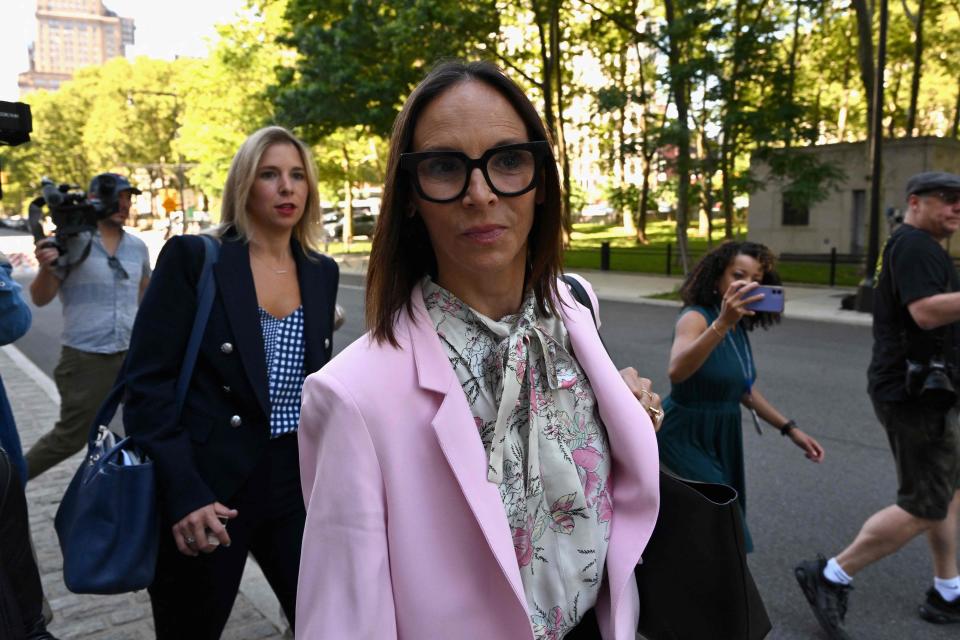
[
  {"left": 1, "top": 345, "right": 288, "bottom": 640},
  {"left": 333, "top": 254, "right": 874, "bottom": 327}
]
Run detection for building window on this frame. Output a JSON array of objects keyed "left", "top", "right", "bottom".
[{"left": 781, "top": 197, "right": 810, "bottom": 226}]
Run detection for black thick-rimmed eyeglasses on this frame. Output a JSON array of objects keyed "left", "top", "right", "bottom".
[{"left": 399, "top": 141, "right": 551, "bottom": 203}]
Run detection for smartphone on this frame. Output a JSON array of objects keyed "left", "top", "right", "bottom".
[
  {"left": 741, "top": 285, "right": 785, "bottom": 313},
  {"left": 205, "top": 515, "right": 230, "bottom": 547}
]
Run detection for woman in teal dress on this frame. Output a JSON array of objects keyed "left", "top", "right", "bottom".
[{"left": 657, "top": 241, "right": 825, "bottom": 551}]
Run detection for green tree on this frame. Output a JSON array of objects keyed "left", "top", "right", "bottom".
[
  {"left": 273, "top": 0, "right": 499, "bottom": 140},
  {"left": 177, "top": 0, "right": 292, "bottom": 201}
]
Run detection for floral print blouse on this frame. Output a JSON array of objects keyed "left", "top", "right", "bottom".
[{"left": 423, "top": 279, "right": 612, "bottom": 640}]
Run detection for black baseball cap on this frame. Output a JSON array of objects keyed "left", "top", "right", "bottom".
[
  {"left": 88, "top": 172, "right": 142, "bottom": 197},
  {"left": 905, "top": 171, "right": 960, "bottom": 199}
]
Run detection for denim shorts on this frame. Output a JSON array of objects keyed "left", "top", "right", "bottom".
[{"left": 872, "top": 398, "right": 960, "bottom": 520}]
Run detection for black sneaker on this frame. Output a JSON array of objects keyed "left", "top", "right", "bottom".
[
  {"left": 794, "top": 556, "right": 853, "bottom": 640},
  {"left": 919, "top": 587, "right": 960, "bottom": 624}
]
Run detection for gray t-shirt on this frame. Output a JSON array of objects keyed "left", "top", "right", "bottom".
[{"left": 55, "top": 230, "right": 151, "bottom": 354}]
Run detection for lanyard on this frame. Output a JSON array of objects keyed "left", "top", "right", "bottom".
[{"left": 720, "top": 316, "right": 763, "bottom": 435}]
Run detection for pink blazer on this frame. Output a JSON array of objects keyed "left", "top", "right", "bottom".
[{"left": 296, "top": 277, "right": 660, "bottom": 639}]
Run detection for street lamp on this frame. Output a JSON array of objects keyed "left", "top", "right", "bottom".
[{"left": 126, "top": 90, "right": 187, "bottom": 231}]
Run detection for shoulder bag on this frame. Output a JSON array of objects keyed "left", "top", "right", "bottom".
[
  {"left": 562, "top": 274, "right": 772, "bottom": 640},
  {"left": 54, "top": 235, "right": 220, "bottom": 594}
]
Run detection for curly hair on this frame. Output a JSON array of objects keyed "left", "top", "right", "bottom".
[{"left": 679, "top": 241, "right": 782, "bottom": 330}]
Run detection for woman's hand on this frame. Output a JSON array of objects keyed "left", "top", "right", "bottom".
[
  {"left": 788, "top": 428, "right": 825, "bottom": 463},
  {"left": 172, "top": 502, "right": 238, "bottom": 557},
  {"left": 717, "top": 280, "right": 762, "bottom": 331},
  {"left": 619, "top": 367, "right": 664, "bottom": 431}
]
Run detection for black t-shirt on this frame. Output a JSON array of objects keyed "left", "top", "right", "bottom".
[{"left": 868, "top": 224, "right": 960, "bottom": 401}]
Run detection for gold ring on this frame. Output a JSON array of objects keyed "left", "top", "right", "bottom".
[{"left": 646, "top": 405, "right": 664, "bottom": 428}]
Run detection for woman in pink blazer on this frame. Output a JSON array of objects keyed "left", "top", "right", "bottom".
[{"left": 297, "top": 61, "right": 661, "bottom": 640}]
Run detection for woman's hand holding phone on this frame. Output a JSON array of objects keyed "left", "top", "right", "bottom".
[
  {"left": 717, "top": 280, "right": 762, "bottom": 330},
  {"left": 172, "top": 501, "right": 238, "bottom": 557}
]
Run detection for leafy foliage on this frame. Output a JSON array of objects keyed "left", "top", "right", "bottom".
[{"left": 272, "top": 0, "right": 500, "bottom": 140}]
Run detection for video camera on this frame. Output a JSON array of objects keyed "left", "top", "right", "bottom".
[
  {"left": 27, "top": 174, "right": 137, "bottom": 268},
  {"left": 0, "top": 101, "right": 32, "bottom": 200},
  {"left": 0, "top": 101, "right": 31, "bottom": 147}
]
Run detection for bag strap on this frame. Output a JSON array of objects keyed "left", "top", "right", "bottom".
[
  {"left": 174, "top": 235, "right": 219, "bottom": 410},
  {"left": 0, "top": 448, "right": 11, "bottom": 524},
  {"left": 87, "top": 235, "right": 220, "bottom": 443},
  {"left": 562, "top": 274, "right": 607, "bottom": 351}
]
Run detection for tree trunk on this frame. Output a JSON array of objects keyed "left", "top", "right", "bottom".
[
  {"left": 617, "top": 50, "right": 635, "bottom": 233},
  {"left": 637, "top": 156, "right": 651, "bottom": 243},
  {"left": 664, "top": 0, "right": 691, "bottom": 273},
  {"left": 851, "top": 0, "right": 875, "bottom": 133},
  {"left": 905, "top": 0, "right": 925, "bottom": 136},
  {"left": 952, "top": 75, "right": 960, "bottom": 139},
  {"left": 550, "top": 0, "right": 572, "bottom": 233},
  {"left": 888, "top": 65, "right": 902, "bottom": 138},
  {"left": 341, "top": 144, "right": 353, "bottom": 246},
  {"left": 719, "top": 0, "right": 747, "bottom": 239},
  {"left": 533, "top": 1, "right": 555, "bottom": 142},
  {"left": 784, "top": 0, "right": 802, "bottom": 147}
]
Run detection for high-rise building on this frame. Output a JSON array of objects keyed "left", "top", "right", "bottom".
[{"left": 17, "top": 0, "right": 135, "bottom": 95}]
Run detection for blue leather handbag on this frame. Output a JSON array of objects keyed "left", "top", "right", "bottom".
[{"left": 54, "top": 235, "right": 219, "bottom": 594}]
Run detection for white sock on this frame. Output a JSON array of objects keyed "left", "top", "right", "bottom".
[
  {"left": 823, "top": 557, "right": 853, "bottom": 586},
  {"left": 935, "top": 576, "right": 960, "bottom": 602}
]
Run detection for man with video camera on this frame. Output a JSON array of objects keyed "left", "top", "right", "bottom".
[
  {"left": 24, "top": 173, "right": 151, "bottom": 480},
  {"left": 796, "top": 171, "right": 960, "bottom": 638}
]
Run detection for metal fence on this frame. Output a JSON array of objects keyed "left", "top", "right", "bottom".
[{"left": 568, "top": 243, "right": 868, "bottom": 287}]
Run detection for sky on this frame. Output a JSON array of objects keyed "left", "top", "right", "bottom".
[{"left": 0, "top": 0, "right": 251, "bottom": 102}]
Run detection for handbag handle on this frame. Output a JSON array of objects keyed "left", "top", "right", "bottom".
[{"left": 85, "top": 235, "right": 220, "bottom": 446}]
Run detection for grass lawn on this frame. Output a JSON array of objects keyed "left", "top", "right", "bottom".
[
  {"left": 326, "top": 220, "right": 865, "bottom": 287},
  {"left": 565, "top": 221, "right": 864, "bottom": 287}
]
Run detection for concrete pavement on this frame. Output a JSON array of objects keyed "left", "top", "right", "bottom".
[{"left": 2, "top": 344, "right": 289, "bottom": 639}]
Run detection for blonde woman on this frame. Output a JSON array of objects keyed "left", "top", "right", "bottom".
[{"left": 123, "top": 126, "right": 339, "bottom": 638}]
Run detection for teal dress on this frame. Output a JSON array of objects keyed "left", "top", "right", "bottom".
[{"left": 657, "top": 306, "right": 755, "bottom": 552}]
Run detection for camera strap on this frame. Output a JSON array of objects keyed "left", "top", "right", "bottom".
[{"left": 886, "top": 230, "right": 953, "bottom": 362}]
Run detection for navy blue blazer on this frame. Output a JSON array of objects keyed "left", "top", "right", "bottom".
[{"left": 123, "top": 232, "right": 339, "bottom": 523}]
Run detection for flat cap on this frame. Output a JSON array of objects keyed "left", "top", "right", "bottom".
[{"left": 905, "top": 171, "right": 960, "bottom": 198}]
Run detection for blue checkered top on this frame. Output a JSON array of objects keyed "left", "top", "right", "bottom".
[{"left": 258, "top": 306, "right": 305, "bottom": 438}]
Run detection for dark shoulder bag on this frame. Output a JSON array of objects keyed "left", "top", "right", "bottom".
[
  {"left": 54, "top": 235, "right": 220, "bottom": 594},
  {"left": 562, "top": 274, "right": 772, "bottom": 640}
]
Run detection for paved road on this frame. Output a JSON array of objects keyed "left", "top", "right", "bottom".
[{"left": 9, "top": 269, "right": 954, "bottom": 639}]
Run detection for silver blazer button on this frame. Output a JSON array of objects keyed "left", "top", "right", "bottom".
[
  {"left": 230, "top": 415, "right": 242, "bottom": 428},
  {"left": 324, "top": 337, "right": 330, "bottom": 349},
  {"left": 220, "top": 342, "right": 234, "bottom": 354}
]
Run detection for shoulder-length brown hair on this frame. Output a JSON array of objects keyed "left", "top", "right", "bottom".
[
  {"left": 367, "top": 60, "right": 564, "bottom": 346},
  {"left": 212, "top": 126, "right": 323, "bottom": 254}
]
